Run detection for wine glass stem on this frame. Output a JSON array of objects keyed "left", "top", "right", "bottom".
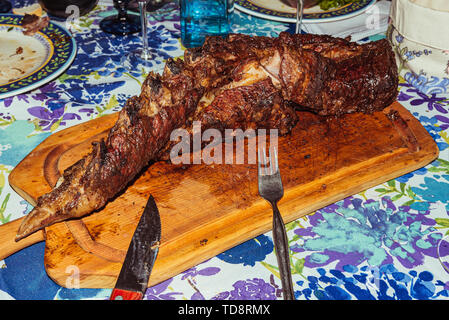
[
  {"left": 139, "top": 1, "right": 150, "bottom": 60},
  {"left": 296, "top": 0, "right": 304, "bottom": 34},
  {"left": 117, "top": 0, "right": 128, "bottom": 21}
]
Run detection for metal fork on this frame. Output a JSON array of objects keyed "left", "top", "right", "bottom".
[{"left": 258, "top": 146, "right": 295, "bottom": 300}]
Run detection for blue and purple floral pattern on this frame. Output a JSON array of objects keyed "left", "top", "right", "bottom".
[
  {"left": 0, "top": 1, "right": 449, "bottom": 300},
  {"left": 388, "top": 25, "right": 449, "bottom": 95}
]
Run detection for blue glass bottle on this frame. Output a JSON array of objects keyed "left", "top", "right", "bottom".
[{"left": 181, "top": 0, "right": 233, "bottom": 48}]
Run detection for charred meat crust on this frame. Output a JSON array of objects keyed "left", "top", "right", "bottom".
[
  {"left": 192, "top": 32, "right": 398, "bottom": 116},
  {"left": 196, "top": 78, "right": 297, "bottom": 135},
  {"left": 15, "top": 33, "right": 398, "bottom": 241},
  {"left": 275, "top": 33, "right": 398, "bottom": 116}
]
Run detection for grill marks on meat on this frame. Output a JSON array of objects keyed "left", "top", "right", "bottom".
[{"left": 15, "top": 33, "right": 398, "bottom": 241}]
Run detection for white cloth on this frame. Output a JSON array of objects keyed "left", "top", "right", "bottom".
[
  {"left": 390, "top": 0, "right": 449, "bottom": 50},
  {"left": 301, "top": 0, "right": 391, "bottom": 41},
  {"left": 388, "top": 0, "right": 449, "bottom": 94},
  {"left": 409, "top": 0, "right": 449, "bottom": 12}
]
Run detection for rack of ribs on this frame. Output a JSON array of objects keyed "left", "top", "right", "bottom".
[{"left": 15, "top": 32, "right": 398, "bottom": 241}]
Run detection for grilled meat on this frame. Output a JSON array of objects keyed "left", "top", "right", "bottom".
[
  {"left": 276, "top": 33, "right": 399, "bottom": 115},
  {"left": 22, "top": 14, "right": 50, "bottom": 35},
  {"left": 16, "top": 64, "right": 204, "bottom": 241},
  {"left": 15, "top": 32, "right": 398, "bottom": 241}
]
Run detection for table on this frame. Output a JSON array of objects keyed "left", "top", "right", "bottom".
[{"left": 0, "top": 0, "right": 448, "bottom": 301}]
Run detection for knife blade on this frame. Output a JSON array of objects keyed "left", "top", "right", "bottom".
[{"left": 110, "top": 195, "right": 161, "bottom": 300}]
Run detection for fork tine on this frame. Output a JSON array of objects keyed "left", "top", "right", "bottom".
[
  {"left": 268, "top": 146, "right": 274, "bottom": 175},
  {"left": 272, "top": 145, "right": 279, "bottom": 173},
  {"left": 258, "top": 147, "right": 266, "bottom": 175},
  {"left": 263, "top": 147, "right": 270, "bottom": 175}
]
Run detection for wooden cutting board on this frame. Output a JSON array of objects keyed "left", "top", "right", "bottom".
[{"left": 0, "top": 101, "right": 439, "bottom": 289}]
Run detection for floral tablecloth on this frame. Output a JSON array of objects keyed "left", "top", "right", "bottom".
[{"left": 1, "top": 0, "right": 449, "bottom": 301}]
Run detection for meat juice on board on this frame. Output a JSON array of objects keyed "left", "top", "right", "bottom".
[{"left": 180, "top": 0, "right": 233, "bottom": 48}]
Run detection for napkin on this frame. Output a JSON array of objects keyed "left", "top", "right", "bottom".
[{"left": 301, "top": 0, "right": 391, "bottom": 41}]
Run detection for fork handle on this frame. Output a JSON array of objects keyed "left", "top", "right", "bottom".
[{"left": 271, "top": 202, "right": 295, "bottom": 300}]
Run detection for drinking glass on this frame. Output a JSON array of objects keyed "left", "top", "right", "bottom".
[
  {"left": 295, "top": 0, "right": 304, "bottom": 34},
  {"left": 180, "top": 0, "right": 234, "bottom": 48},
  {"left": 0, "top": 0, "right": 11, "bottom": 13},
  {"left": 123, "top": 0, "right": 153, "bottom": 70},
  {"left": 100, "top": 0, "right": 141, "bottom": 35}
]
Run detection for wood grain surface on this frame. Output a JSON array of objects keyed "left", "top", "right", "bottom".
[{"left": 3, "top": 101, "right": 439, "bottom": 288}]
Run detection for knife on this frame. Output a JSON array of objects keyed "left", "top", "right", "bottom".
[{"left": 110, "top": 195, "right": 161, "bottom": 300}]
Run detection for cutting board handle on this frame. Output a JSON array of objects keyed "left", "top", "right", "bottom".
[{"left": 0, "top": 218, "right": 45, "bottom": 260}]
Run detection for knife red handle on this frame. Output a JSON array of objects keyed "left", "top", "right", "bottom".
[{"left": 110, "top": 288, "right": 143, "bottom": 300}]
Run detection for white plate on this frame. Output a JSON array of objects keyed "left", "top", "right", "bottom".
[
  {"left": 0, "top": 14, "right": 77, "bottom": 100},
  {"left": 235, "top": 0, "right": 377, "bottom": 23}
]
